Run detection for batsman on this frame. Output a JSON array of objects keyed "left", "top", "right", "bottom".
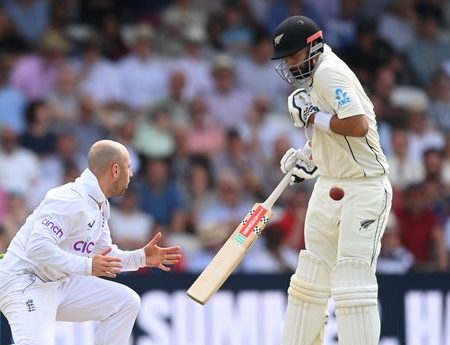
[{"left": 272, "top": 16, "right": 392, "bottom": 344}]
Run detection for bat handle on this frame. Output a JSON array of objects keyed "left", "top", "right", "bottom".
[{"left": 262, "top": 170, "right": 294, "bottom": 209}]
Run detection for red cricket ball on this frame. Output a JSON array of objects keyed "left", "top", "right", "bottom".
[{"left": 329, "top": 186, "right": 345, "bottom": 201}]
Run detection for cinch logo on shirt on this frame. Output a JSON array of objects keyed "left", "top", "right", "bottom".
[
  {"left": 41, "top": 218, "right": 64, "bottom": 238},
  {"left": 335, "top": 88, "right": 351, "bottom": 106},
  {"left": 73, "top": 240, "right": 95, "bottom": 254}
]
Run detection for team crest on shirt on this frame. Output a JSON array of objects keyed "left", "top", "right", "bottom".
[{"left": 335, "top": 88, "right": 351, "bottom": 107}]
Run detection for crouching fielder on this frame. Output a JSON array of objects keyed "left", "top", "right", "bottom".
[
  {"left": 0, "top": 140, "right": 182, "bottom": 345},
  {"left": 272, "top": 16, "right": 392, "bottom": 344}
]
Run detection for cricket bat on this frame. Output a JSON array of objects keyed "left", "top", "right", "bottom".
[{"left": 187, "top": 170, "right": 293, "bottom": 305}]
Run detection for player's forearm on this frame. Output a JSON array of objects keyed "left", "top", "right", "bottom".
[
  {"left": 108, "top": 245, "right": 146, "bottom": 271},
  {"left": 26, "top": 238, "right": 92, "bottom": 275},
  {"left": 310, "top": 113, "right": 369, "bottom": 137}
]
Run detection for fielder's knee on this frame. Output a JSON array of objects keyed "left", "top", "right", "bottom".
[{"left": 124, "top": 288, "right": 141, "bottom": 314}]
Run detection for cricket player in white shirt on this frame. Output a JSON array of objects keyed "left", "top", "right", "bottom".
[
  {"left": 272, "top": 16, "right": 392, "bottom": 344},
  {"left": 0, "top": 140, "right": 182, "bottom": 345}
]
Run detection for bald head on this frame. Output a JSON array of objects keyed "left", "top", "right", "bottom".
[{"left": 88, "top": 140, "right": 128, "bottom": 176}]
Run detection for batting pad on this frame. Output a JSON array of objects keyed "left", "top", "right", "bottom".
[
  {"left": 331, "top": 259, "right": 379, "bottom": 345},
  {"left": 281, "top": 250, "right": 331, "bottom": 345}
]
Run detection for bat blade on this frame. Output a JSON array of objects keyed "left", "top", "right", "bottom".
[{"left": 187, "top": 203, "right": 272, "bottom": 305}]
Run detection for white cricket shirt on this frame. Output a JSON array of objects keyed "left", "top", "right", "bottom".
[
  {"left": 0, "top": 169, "right": 146, "bottom": 282},
  {"left": 309, "top": 45, "right": 389, "bottom": 179}
]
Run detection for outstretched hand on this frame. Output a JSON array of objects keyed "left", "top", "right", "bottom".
[
  {"left": 143, "top": 232, "right": 182, "bottom": 271},
  {"left": 92, "top": 247, "right": 123, "bottom": 278}
]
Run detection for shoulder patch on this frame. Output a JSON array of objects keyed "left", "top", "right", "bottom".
[{"left": 335, "top": 88, "right": 351, "bottom": 107}]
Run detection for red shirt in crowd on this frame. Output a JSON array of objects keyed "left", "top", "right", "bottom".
[{"left": 395, "top": 207, "right": 439, "bottom": 264}]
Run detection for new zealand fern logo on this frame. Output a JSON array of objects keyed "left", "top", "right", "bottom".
[
  {"left": 274, "top": 33, "right": 284, "bottom": 45},
  {"left": 359, "top": 219, "right": 376, "bottom": 231}
]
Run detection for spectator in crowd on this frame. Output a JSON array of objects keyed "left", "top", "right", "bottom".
[
  {"left": 428, "top": 70, "right": 450, "bottom": 133},
  {"left": 236, "top": 30, "right": 288, "bottom": 111},
  {"left": 197, "top": 169, "right": 252, "bottom": 240},
  {"left": 184, "top": 96, "right": 225, "bottom": 157},
  {"left": 138, "top": 158, "right": 185, "bottom": 234},
  {"left": 189, "top": 169, "right": 252, "bottom": 270},
  {"left": 421, "top": 148, "right": 450, "bottom": 223},
  {"left": 262, "top": 135, "right": 307, "bottom": 196},
  {"left": 377, "top": 0, "right": 416, "bottom": 53},
  {"left": 112, "top": 121, "right": 141, "bottom": 174},
  {"left": 170, "top": 26, "right": 213, "bottom": 100},
  {"left": 20, "top": 100, "right": 56, "bottom": 156},
  {"left": 0, "top": 127, "right": 39, "bottom": 202},
  {"left": 0, "top": 223, "right": 7, "bottom": 252},
  {"left": 77, "top": 32, "right": 122, "bottom": 107},
  {"left": 220, "top": 2, "right": 254, "bottom": 54},
  {"left": 442, "top": 134, "right": 450, "bottom": 183},
  {"left": 0, "top": 8, "right": 28, "bottom": 55},
  {"left": 156, "top": 70, "right": 190, "bottom": 127},
  {"left": 71, "top": 96, "right": 109, "bottom": 157},
  {"left": 214, "top": 128, "right": 264, "bottom": 198},
  {"left": 273, "top": 187, "right": 309, "bottom": 252},
  {"left": 10, "top": 30, "right": 70, "bottom": 100},
  {"left": 185, "top": 222, "right": 229, "bottom": 273},
  {"left": 37, "top": 131, "right": 85, "bottom": 182},
  {"left": 206, "top": 53, "right": 254, "bottom": 130},
  {"left": 395, "top": 183, "right": 448, "bottom": 272},
  {"left": 118, "top": 24, "right": 169, "bottom": 111},
  {"left": 182, "top": 156, "right": 215, "bottom": 234},
  {"left": 407, "top": 109, "right": 445, "bottom": 160},
  {"left": 0, "top": 187, "right": 6, "bottom": 219},
  {"left": 0, "top": 58, "right": 26, "bottom": 132},
  {"left": 161, "top": 0, "right": 207, "bottom": 56},
  {"left": 1, "top": 191, "right": 29, "bottom": 247},
  {"left": 339, "top": 20, "right": 394, "bottom": 87},
  {"left": 242, "top": 224, "right": 298, "bottom": 273},
  {"left": 98, "top": 13, "right": 128, "bottom": 61},
  {"left": 386, "top": 126, "right": 424, "bottom": 189},
  {"left": 377, "top": 213, "right": 415, "bottom": 274},
  {"left": 406, "top": 2, "right": 450, "bottom": 86},
  {"left": 133, "top": 106, "right": 176, "bottom": 158},
  {"left": 4, "top": 0, "right": 50, "bottom": 43},
  {"left": 46, "top": 63, "right": 81, "bottom": 132},
  {"left": 245, "top": 96, "right": 303, "bottom": 161},
  {"left": 324, "top": 0, "right": 363, "bottom": 49},
  {"left": 110, "top": 187, "right": 154, "bottom": 251}
]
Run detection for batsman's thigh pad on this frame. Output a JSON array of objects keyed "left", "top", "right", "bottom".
[
  {"left": 281, "top": 250, "right": 331, "bottom": 345},
  {"left": 331, "top": 258, "right": 380, "bottom": 345}
]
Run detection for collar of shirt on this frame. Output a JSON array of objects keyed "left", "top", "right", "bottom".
[{"left": 76, "top": 168, "right": 107, "bottom": 208}]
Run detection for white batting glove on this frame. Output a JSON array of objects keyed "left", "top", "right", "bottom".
[
  {"left": 280, "top": 140, "right": 313, "bottom": 174},
  {"left": 288, "top": 88, "right": 319, "bottom": 128},
  {"left": 280, "top": 148, "right": 298, "bottom": 173},
  {"left": 289, "top": 141, "right": 319, "bottom": 184},
  {"left": 290, "top": 160, "right": 319, "bottom": 184}
]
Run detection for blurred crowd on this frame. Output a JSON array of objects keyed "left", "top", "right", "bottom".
[{"left": 0, "top": 0, "right": 450, "bottom": 274}]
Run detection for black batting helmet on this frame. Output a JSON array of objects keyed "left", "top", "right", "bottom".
[
  {"left": 271, "top": 16, "right": 324, "bottom": 85},
  {"left": 271, "top": 16, "right": 322, "bottom": 60}
]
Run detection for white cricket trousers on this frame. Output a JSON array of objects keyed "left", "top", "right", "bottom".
[
  {"left": 305, "top": 175, "right": 392, "bottom": 267},
  {"left": 0, "top": 274, "right": 140, "bottom": 345}
]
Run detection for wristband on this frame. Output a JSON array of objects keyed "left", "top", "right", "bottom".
[{"left": 313, "top": 111, "right": 332, "bottom": 133}]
